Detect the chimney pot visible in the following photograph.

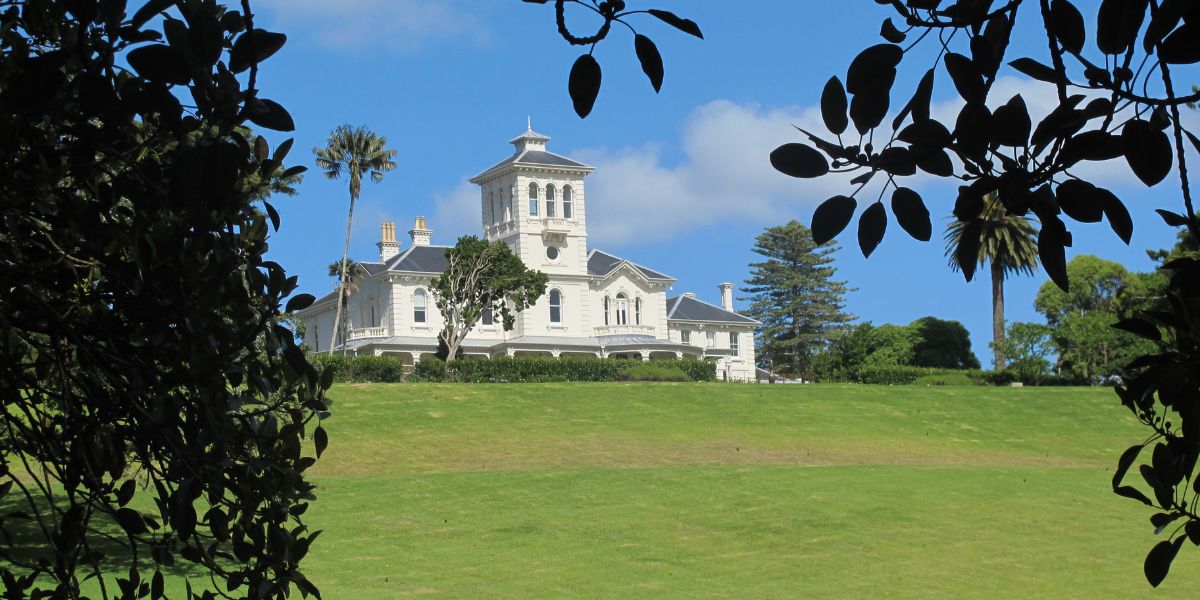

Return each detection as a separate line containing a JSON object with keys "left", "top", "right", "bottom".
{"left": 719, "top": 282, "right": 734, "bottom": 312}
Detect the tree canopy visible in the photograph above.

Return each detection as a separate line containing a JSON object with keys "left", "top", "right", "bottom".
{"left": 741, "top": 220, "right": 854, "bottom": 378}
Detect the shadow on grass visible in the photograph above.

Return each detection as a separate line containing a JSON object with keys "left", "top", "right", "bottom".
{"left": 0, "top": 490, "right": 215, "bottom": 591}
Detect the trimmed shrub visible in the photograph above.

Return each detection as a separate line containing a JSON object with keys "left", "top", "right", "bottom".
{"left": 410, "top": 357, "right": 447, "bottom": 382}
{"left": 617, "top": 364, "right": 690, "bottom": 382}
{"left": 407, "top": 356, "right": 717, "bottom": 383}
{"left": 308, "top": 354, "right": 405, "bottom": 383}
{"left": 856, "top": 365, "right": 984, "bottom": 385}
{"left": 912, "top": 372, "right": 976, "bottom": 386}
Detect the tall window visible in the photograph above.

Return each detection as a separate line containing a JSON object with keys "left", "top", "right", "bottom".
{"left": 706, "top": 331, "right": 715, "bottom": 348}
{"left": 494, "top": 193, "right": 503, "bottom": 224}
{"left": 563, "top": 185, "right": 573, "bottom": 219}
{"left": 730, "top": 332, "right": 740, "bottom": 356}
{"left": 603, "top": 296, "right": 610, "bottom": 325}
{"left": 488, "top": 192, "right": 495, "bottom": 224}
{"left": 528, "top": 182, "right": 539, "bottom": 216}
{"left": 503, "top": 190, "right": 512, "bottom": 221}
{"left": 549, "top": 289, "right": 562, "bottom": 323}
{"left": 615, "top": 293, "right": 629, "bottom": 325}
{"left": 634, "top": 297, "right": 642, "bottom": 325}
{"left": 313, "top": 325, "right": 319, "bottom": 351}
{"left": 681, "top": 329, "right": 690, "bottom": 344}
{"left": 481, "top": 307, "right": 493, "bottom": 326}
{"left": 546, "top": 184, "right": 557, "bottom": 217}
{"left": 413, "top": 289, "right": 427, "bottom": 323}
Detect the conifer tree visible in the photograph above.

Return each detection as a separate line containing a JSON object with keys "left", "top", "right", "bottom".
{"left": 742, "top": 220, "right": 854, "bottom": 379}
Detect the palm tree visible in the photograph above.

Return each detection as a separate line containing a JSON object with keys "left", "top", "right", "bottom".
{"left": 314, "top": 125, "right": 397, "bottom": 354}
{"left": 326, "top": 259, "right": 370, "bottom": 352}
{"left": 945, "top": 192, "right": 1039, "bottom": 371}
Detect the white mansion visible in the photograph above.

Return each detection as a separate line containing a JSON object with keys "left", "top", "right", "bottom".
{"left": 297, "top": 126, "right": 758, "bottom": 381}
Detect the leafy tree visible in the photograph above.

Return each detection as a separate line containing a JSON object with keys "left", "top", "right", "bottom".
{"left": 326, "top": 259, "right": 370, "bottom": 350}
{"left": 0, "top": 1, "right": 329, "bottom": 598}
{"left": 908, "top": 316, "right": 980, "bottom": 370}
{"left": 314, "top": 125, "right": 397, "bottom": 355}
{"left": 992, "top": 322, "right": 1053, "bottom": 384}
{"left": 431, "top": 236, "right": 548, "bottom": 375}
{"left": 741, "top": 220, "right": 855, "bottom": 378}
{"left": 945, "top": 193, "right": 1039, "bottom": 370}
{"left": 530, "top": 0, "right": 1200, "bottom": 583}
{"left": 1034, "top": 255, "right": 1156, "bottom": 382}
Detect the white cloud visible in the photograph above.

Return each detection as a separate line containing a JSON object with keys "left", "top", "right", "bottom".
{"left": 255, "top": 0, "right": 490, "bottom": 53}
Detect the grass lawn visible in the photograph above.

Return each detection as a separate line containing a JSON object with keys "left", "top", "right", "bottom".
{"left": 289, "top": 383, "right": 1196, "bottom": 599}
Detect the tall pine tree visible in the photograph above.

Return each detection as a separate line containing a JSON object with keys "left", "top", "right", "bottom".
{"left": 742, "top": 220, "right": 854, "bottom": 378}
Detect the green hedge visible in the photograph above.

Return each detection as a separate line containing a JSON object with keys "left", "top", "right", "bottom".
{"left": 617, "top": 364, "right": 690, "bottom": 382}
{"left": 855, "top": 365, "right": 985, "bottom": 385}
{"left": 411, "top": 356, "right": 716, "bottom": 383}
{"left": 308, "top": 354, "right": 405, "bottom": 383}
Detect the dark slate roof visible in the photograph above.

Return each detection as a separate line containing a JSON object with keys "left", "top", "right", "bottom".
{"left": 473, "top": 150, "right": 592, "bottom": 180}
{"left": 362, "top": 261, "right": 387, "bottom": 275}
{"left": 587, "top": 250, "right": 674, "bottom": 281}
{"left": 304, "top": 289, "right": 339, "bottom": 312}
{"left": 386, "top": 245, "right": 451, "bottom": 274}
{"left": 666, "top": 295, "right": 758, "bottom": 324}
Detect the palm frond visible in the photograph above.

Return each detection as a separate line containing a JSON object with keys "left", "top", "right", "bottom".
{"left": 944, "top": 192, "right": 1039, "bottom": 278}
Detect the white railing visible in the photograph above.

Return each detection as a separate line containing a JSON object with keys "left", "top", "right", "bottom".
{"left": 593, "top": 324, "right": 656, "bottom": 337}
{"left": 349, "top": 326, "right": 387, "bottom": 340}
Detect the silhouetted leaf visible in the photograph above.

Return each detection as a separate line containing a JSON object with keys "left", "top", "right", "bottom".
{"left": 1122, "top": 119, "right": 1173, "bottom": 186}
{"left": 858, "top": 202, "right": 887, "bottom": 258}
{"left": 246, "top": 99, "right": 294, "bottom": 132}
{"left": 115, "top": 508, "right": 147, "bottom": 535}
{"left": 286, "top": 294, "right": 316, "bottom": 313}
{"left": 954, "top": 103, "right": 992, "bottom": 158}
{"left": 954, "top": 185, "right": 986, "bottom": 221}
{"left": 891, "top": 187, "right": 931, "bottom": 241}
{"left": 893, "top": 68, "right": 934, "bottom": 130}
{"left": 898, "top": 120, "right": 951, "bottom": 146}
{"left": 770, "top": 143, "right": 829, "bottom": 178}
{"left": 568, "top": 54, "right": 602, "bottom": 118}
{"left": 264, "top": 201, "right": 280, "bottom": 232}
{"left": 916, "top": 148, "right": 953, "bottom": 176}
{"left": 1039, "top": 216, "right": 1071, "bottom": 291}
{"left": 127, "top": 44, "right": 190, "bottom": 85}
{"left": 811, "top": 195, "right": 857, "bottom": 245}
{"left": 633, "top": 35, "right": 664, "bottom": 93}
{"left": 647, "top": 9, "right": 703, "bottom": 39}
{"left": 1115, "top": 485, "right": 1154, "bottom": 505}
{"left": 1115, "top": 318, "right": 1162, "bottom": 340}
{"left": 944, "top": 53, "right": 983, "bottom": 103}
{"left": 850, "top": 85, "right": 892, "bottom": 134}
{"left": 1059, "top": 130, "right": 1123, "bottom": 166}
{"left": 880, "top": 18, "right": 906, "bottom": 43}
{"left": 1156, "top": 209, "right": 1189, "bottom": 227}
{"left": 314, "top": 426, "right": 328, "bottom": 458}
{"left": 991, "top": 95, "right": 1031, "bottom": 147}
{"left": 1050, "top": 0, "right": 1086, "bottom": 53}
{"left": 1056, "top": 179, "right": 1103, "bottom": 223}
{"left": 954, "top": 219, "right": 983, "bottom": 281}
{"left": 1008, "top": 57, "right": 1068, "bottom": 85}
{"left": 1114, "top": 444, "right": 1145, "bottom": 488}
{"left": 1144, "top": 0, "right": 1190, "bottom": 52}
{"left": 1098, "top": 187, "right": 1133, "bottom": 244}
{"left": 846, "top": 44, "right": 902, "bottom": 94}
{"left": 821, "top": 77, "right": 848, "bottom": 135}
{"left": 1145, "top": 537, "right": 1184, "bottom": 587}
{"left": 1098, "top": 0, "right": 1149, "bottom": 55}
{"left": 875, "top": 147, "right": 916, "bottom": 176}
{"left": 230, "top": 29, "right": 287, "bottom": 74}
{"left": 1159, "top": 24, "right": 1200, "bottom": 63}
{"left": 131, "top": 0, "right": 178, "bottom": 30}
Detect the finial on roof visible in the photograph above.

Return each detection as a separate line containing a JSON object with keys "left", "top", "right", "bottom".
{"left": 527, "top": 116, "right": 532, "bottom": 131}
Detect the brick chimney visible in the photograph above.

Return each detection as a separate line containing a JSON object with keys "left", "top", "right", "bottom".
{"left": 377, "top": 221, "right": 401, "bottom": 262}
{"left": 719, "top": 282, "right": 733, "bottom": 311}
{"left": 409, "top": 216, "right": 432, "bottom": 247}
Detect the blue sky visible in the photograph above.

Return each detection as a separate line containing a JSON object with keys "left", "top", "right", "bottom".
{"left": 252, "top": 1, "right": 1195, "bottom": 365}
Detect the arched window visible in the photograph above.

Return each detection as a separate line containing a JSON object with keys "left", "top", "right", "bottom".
{"left": 563, "top": 185, "right": 573, "bottom": 219}
{"left": 506, "top": 190, "right": 514, "bottom": 221}
{"left": 634, "top": 297, "right": 641, "bottom": 325}
{"left": 549, "top": 289, "right": 562, "bottom": 323}
{"left": 603, "top": 296, "right": 610, "bottom": 325}
{"left": 370, "top": 298, "right": 377, "bottom": 327}
{"left": 615, "top": 293, "right": 629, "bottom": 325}
{"left": 528, "top": 182, "right": 539, "bottom": 216}
{"left": 413, "top": 289, "right": 427, "bottom": 323}
{"left": 546, "top": 184, "right": 557, "bottom": 218}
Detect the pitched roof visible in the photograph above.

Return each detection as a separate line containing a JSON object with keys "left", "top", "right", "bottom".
{"left": 362, "top": 261, "right": 388, "bottom": 275}
{"left": 666, "top": 295, "right": 759, "bottom": 325}
{"left": 471, "top": 150, "right": 593, "bottom": 181}
{"left": 587, "top": 250, "right": 674, "bottom": 281}
{"left": 385, "top": 245, "right": 451, "bottom": 274}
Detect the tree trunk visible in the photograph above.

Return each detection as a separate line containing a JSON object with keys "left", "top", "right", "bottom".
{"left": 331, "top": 195, "right": 357, "bottom": 355}
{"left": 991, "top": 261, "right": 1006, "bottom": 371}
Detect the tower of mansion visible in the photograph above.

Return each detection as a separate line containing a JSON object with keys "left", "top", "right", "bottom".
{"left": 297, "top": 126, "right": 758, "bottom": 381}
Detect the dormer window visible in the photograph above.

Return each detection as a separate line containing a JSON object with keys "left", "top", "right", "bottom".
{"left": 563, "top": 185, "right": 573, "bottom": 219}
{"left": 546, "top": 185, "right": 556, "bottom": 218}
{"left": 528, "top": 182, "right": 539, "bottom": 216}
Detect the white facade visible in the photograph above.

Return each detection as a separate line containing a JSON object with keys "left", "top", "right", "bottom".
{"left": 298, "top": 127, "right": 758, "bottom": 381}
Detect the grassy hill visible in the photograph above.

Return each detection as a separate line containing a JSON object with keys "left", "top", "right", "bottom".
{"left": 286, "top": 383, "right": 1195, "bottom": 598}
